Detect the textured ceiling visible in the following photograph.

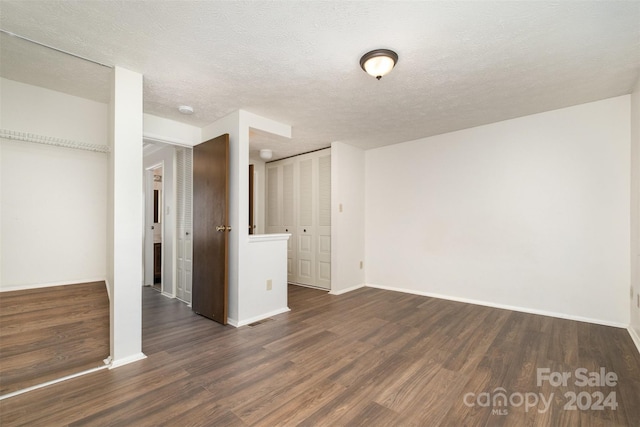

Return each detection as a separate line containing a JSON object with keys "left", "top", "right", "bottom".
{"left": 1, "top": 1, "right": 639, "bottom": 160}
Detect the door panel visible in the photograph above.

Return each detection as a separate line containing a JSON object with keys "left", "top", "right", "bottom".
{"left": 282, "top": 162, "right": 296, "bottom": 281}
{"left": 192, "top": 134, "right": 229, "bottom": 324}
{"left": 177, "top": 240, "right": 185, "bottom": 300}
{"left": 315, "top": 154, "right": 332, "bottom": 289}
{"left": 296, "top": 158, "right": 314, "bottom": 286}
{"left": 184, "top": 236, "right": 193, "bottom": 301}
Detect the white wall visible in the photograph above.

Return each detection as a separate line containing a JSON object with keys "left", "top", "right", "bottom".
{"left": 108, "top": 66, "right": 145, "bottom": 367}
{"left": 1, "top": 78, "right": 108, "bottom": 145}
{"left": 330, "top": 141, "right": 366, "bottom": 294}
{"left": 245, "top": 234, "right": 290, "bottom": 325}
{"left": 144, "top": 113, "right": 202, "bottom": 146}
{"left": 143, "top": 145, "right": 176, "bottom": 296}
{"left": 630, "top": 76, "right": 640, "bottom": 345}
{"left": 0, "top": 78, "right": 108, "bottom": 290}
{"left": 365, "top": 96, "right": 631, "bottom": 326}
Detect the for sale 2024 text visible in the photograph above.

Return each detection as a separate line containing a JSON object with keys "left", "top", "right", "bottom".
{"left": 537, "top": 367, "right": 618, "bottom": 411}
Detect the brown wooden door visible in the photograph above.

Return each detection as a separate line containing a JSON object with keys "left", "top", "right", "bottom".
{"left": 192, "top": 134, "right": 229, "bottom": 324}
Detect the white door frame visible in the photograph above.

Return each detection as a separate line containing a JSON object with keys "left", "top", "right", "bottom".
{"left": 143, "top": 136, "right": 194, "bottom": 305}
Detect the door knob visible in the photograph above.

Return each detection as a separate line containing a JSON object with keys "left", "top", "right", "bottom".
{"left": 216, "top": 225, "right": 225, "bottom": 232}
{"left": 226, "top": 226, "right": 232, "bottom": 232}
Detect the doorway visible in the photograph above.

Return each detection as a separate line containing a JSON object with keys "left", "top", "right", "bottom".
{"left": 142, "top": 142, "right": 193, "bottom": 304}
{"left": 144, "top": 164, "right": 164, "bottom": 291}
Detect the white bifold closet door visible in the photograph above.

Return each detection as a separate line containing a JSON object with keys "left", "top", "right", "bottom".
{"left": 266, "top": 148, "right": 331, "bottom": 290}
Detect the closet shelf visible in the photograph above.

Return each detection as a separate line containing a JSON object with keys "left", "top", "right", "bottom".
{"left": 0, "top": 129, "right": 110, "bottom": 153}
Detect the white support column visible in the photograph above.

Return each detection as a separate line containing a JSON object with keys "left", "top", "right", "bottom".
{"left": 108, "top": 66, "right": 146, "bottom": 367}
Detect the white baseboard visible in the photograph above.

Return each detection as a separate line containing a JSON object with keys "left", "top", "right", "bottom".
{"left": 289, "top": 282, "right": 330, "bottom": 291}
{"left": 230, "top": 307, "right": 292, "bottom": 328}
{"left": 628, "top": 326, "right": 640, "bottom": 355}
{"left": 329, "top": 284, "right": 365, "bottom": 295}
{"left": 365, "top": 283, "right": 628, "bottom": 329}
{"left": 0, "top": 278, "right": 108, "bottom": 293}
{"left": 109, "top": 352, "right": 147, "bottom": 369}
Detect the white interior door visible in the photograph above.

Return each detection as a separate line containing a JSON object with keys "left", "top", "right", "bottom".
{"left": 176, "top": 147, "right": 193, "bottom": 304}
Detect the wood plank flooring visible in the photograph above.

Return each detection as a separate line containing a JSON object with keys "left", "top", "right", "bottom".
{"left": 0, "top": 282, "right": 110, "bottom": 396}
{"left": 1, "top": 285, "right": 639, "bottom": 426}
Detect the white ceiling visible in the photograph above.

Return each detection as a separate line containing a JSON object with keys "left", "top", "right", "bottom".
{"left": 1, "top": 1, "right": 639, "bottom": 160}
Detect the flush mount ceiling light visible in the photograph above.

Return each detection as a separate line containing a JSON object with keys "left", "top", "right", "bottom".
{"left": 178, "top": 105, "right": 194, "bottom": 115}
{"left": 360, "top": 49, "right": 398, "bottom": 80}
{"left": 259, "top": 149, "right": 273, "bottom": 160}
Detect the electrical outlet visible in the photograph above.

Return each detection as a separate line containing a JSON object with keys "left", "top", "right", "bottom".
{"left": 266, "top": 279, "right": 272, "bottom": 291}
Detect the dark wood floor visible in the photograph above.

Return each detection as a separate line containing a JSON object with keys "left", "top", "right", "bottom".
{"left": 1, "top": 285, "right": 639, "bottom": 426}
{"left": 0, "top": 282, "right": 110, "bottom": 396}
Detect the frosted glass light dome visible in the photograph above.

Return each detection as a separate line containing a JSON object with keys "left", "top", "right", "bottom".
{"left": 360, "top": 49, "right": 398, "bottom": 80}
